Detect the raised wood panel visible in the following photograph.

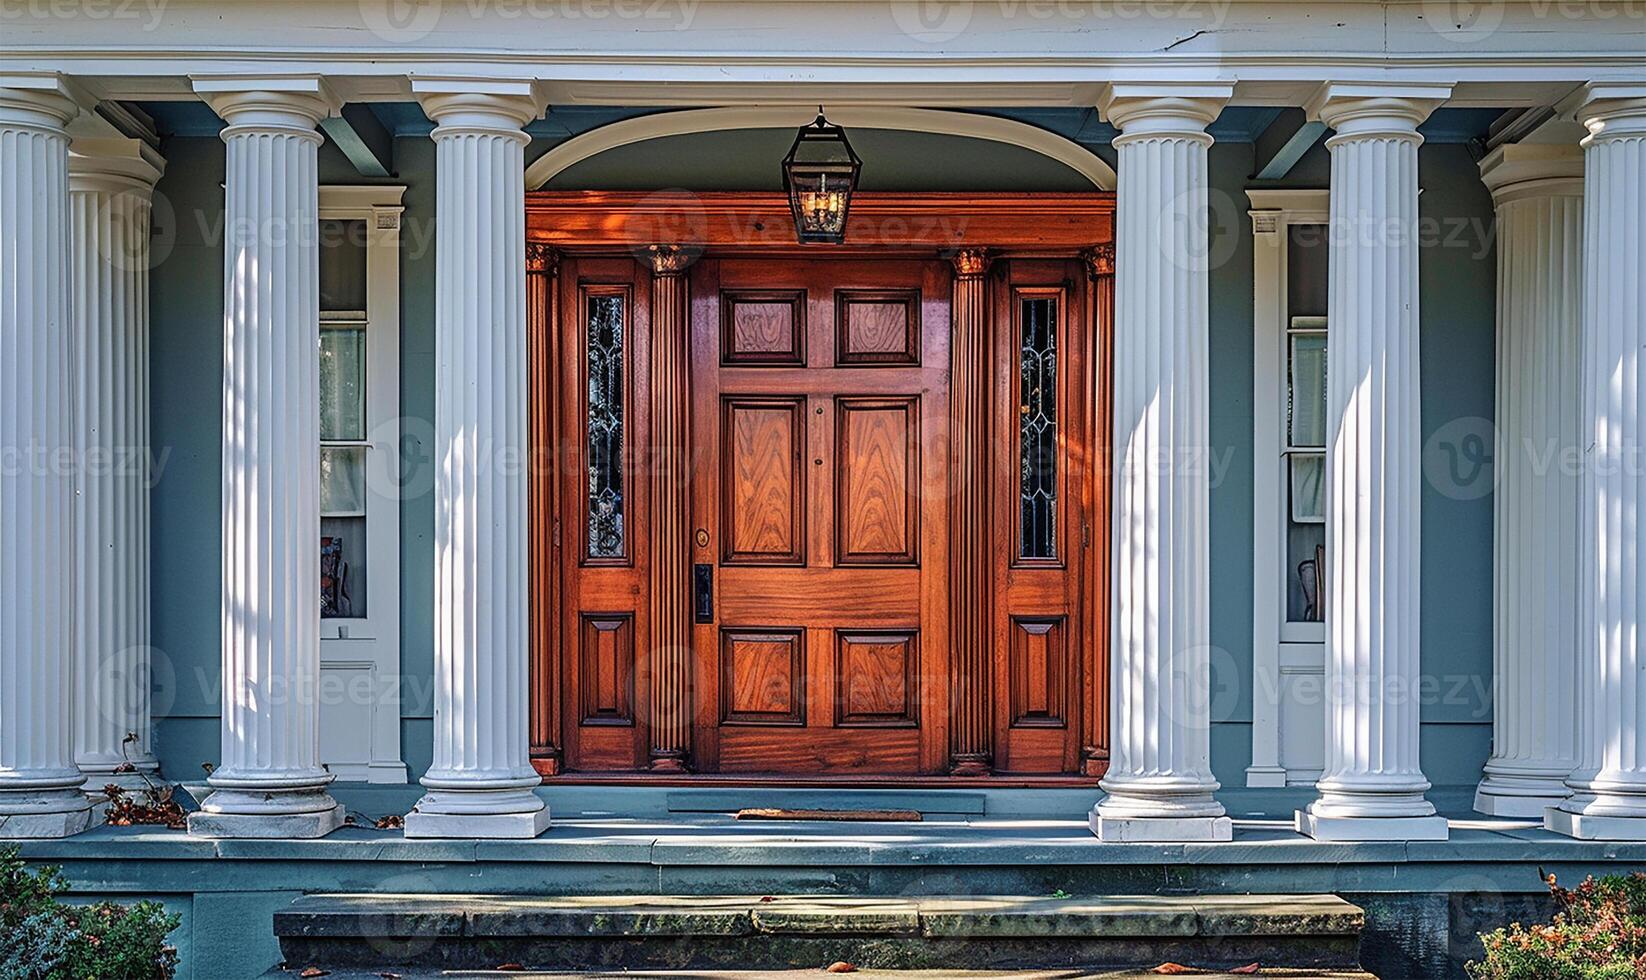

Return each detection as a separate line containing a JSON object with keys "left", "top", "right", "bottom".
{"left": 1009, "top": 617, "right": 1067, "bottom": 728}
{"left": 720, "top": 628, "right": 805, "bottom": 726}
{"left": 579, "top": 613, "right": 635, "bottom": 726}
{"left": 835, "top": 396, "right": 919, "bottom": 565}
{"left": 836, "top": 290, "right": 919, "bottom": 365}
{"left": 722, "top": 396, "right": 806, "bottom": 565}
{"left": 722, "top": 290, "right": 804, "bottom": 365}
{"left": 835, "top": 630, "right": 919, "bottom": 727}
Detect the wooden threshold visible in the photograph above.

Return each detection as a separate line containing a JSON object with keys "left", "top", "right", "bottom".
{"left": 537, "top": 772, "right": 1103, "bottom": 788}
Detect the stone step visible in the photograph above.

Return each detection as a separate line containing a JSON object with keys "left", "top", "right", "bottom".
{"left": 274, "top": 893, "right": 1364, "bottom": 973}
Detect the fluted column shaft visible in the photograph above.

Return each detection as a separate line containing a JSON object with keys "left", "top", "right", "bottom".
{"left": 1475, "top": 145, "right": 1583, "bottom": 817}
{"left": 405, "top": 79, "right": 550, "bottom": 838}
{"left": 948, "top": 248, "right": 993, "bottom": 776}
{"left": 1549, "top": 84, "right": 1646, "bottom": 841}
{"left": 69, "top": 138, "right": 165, "bottom": 790}
{"left": 186, "top": 78, "right": 343, "bottom": 838}
{"left": 1298, "top": 84, "right": 1451, "bottom": 842}
{"left": 1091, "top": 84, "right": 1232, "bottom": 842}
{"left": 0, "top": 75, "right": 92, "bottom": 839}
{"left": 647, "top": 245, "right": 694, "bottom": 772}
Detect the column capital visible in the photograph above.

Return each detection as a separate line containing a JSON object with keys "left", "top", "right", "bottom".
{"left": 525, "top": 241, "right": 560, "bottom": 275}
{"left": 647, "top": 243, "right": 696, "bottom": 277}
{"left": 0, "top": 72, "right": 80, "bottom": 133}
{"left": 69, "top": 136, "right": 165, "bottom": 193}
{"left": 1306, "top": 82, "right": 1453, "bottom": 143}
{"left": 191, "top": 74, "right": 340, "bottom": 136}
{"left": 411, "top": 76, "right": 547, "bottom": 135}
{"left": 1081, "top": 243, "right": 1115, "bottom": 278}
{"left": 1478, "top": 143, "right": 1584, "bottom": 206}
{"left": 950, "top": 247, "right": 991, "bottom": 279}
{"left": 1098, "top": 82, "right": 1233, "bottom": 141}
{"left": 1579, "top": 82, "right": 1646, "bottom": 144}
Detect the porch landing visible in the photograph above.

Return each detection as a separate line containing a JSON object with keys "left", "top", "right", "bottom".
{"left": 15, "top": 784, "right": 1638, "bottom": 979}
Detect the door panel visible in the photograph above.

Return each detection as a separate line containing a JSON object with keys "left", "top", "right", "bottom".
{"left": 691, "top": 257, "right": 950, "bottom": 774}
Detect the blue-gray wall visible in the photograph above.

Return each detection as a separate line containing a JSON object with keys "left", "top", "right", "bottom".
{"left": 146, "top": 124, "right": 1496, "bottom": 792}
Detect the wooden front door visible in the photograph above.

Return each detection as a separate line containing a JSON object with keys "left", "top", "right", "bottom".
{"left": 688, "top": 258, "right": 952, "bottom": 774}
{"left": 527, "top": 192, "right": 1115, "bottom": 781}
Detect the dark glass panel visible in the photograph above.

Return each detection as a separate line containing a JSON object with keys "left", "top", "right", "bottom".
{"left": 1020, "top": 297, "right": 1058, "bottom": 559}
{"left": 586, "top": 294, "right": 626, "bottom": 559}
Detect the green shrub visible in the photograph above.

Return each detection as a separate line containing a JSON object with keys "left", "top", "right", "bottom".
{"left": 0, "top": 845, "right": 179, "bottom": 980}
{"left": 1468, "top": 872, "right": 1646, "bottom": 980}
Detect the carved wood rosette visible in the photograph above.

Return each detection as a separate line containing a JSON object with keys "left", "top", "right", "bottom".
{"left": 647, "top": 244, "right": 695, "bottom": 772}
{"left": 526, "top": 241, "right": 563, "bottom": 775}
{"left": 1081, "top": 242, "right": 1115, "bottom": 778}
{"left": 948, "top": 247, "right": 994, "bottom": 775}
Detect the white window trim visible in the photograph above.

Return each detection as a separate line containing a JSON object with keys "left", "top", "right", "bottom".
{"left": 1247, "top": 188, "right": 1330, "bottom": 789}
{"left": 319, "top": 184, "right": 407, "bottom": 784}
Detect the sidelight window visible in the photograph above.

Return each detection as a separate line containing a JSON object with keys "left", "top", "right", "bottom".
{"left": 585, "top": 292, "right": 627, "bottom": 560}
{"left": 1019, "top": 296, "right": 1058, "bottom": 560}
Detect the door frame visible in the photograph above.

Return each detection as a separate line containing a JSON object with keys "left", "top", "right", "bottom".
{"left": 525, "top": 191, "right": 1116, "bottom": 784}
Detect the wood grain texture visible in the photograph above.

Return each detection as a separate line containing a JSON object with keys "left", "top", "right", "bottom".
{"left": 1009, "top": 616, "right": 1067, "bottom": 727}
{"left": 579, "top": 613, "right": 635, "bottom": 724}
{"left": 1082, "top": 247, "right": 1115, "bottom": 778}
{"left": 722, "top": 396, "right": 806, "bottom": 565}
{"left": 527, "top": 244, "right": 562, "bottom": 771}
{"left": 648, "top": 245, "right": 694, "bottom": 771}
{"left": 720, "top": 628, "right": 805, "bottom": 725}
{"left": 834, "top": 397, "right": 918, "bottom": 565}
{"left": 836, "top": 290, "right": 919, "bottom": 365}
{"left": 836, "top": 630, "right": 919, "bottom": 727}
{"left": 723, "top": 290, "right": 804, "bottom": 365}
{"left": 947, "top": 250, "right": 994, "bottom": 775}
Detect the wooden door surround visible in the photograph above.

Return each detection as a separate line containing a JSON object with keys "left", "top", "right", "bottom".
{"left": 526, "top": 192, "right": 1115, "bottom": 784}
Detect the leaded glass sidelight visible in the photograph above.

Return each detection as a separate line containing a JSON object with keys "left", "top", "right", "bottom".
{"left": 586, "top": 293, "right": 627, "bottom": 559}
{"left": 1020, "top": 296, "right": 1058, "bottom": 559}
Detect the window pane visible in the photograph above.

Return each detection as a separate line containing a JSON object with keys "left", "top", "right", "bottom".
{"left": 1019, "top": 297, "right": 1057, "bottom": 559}
{"left": 319, "top": 219, "right": 368, "bottom": 313}
{"left": 321, "top": 325, "right": 366, "bottom": 441}
{"left": 321, "top": 446, "right": 367, "bottom": 516}
{"left": 1288, "top": 331, "right": 1327, "bottom": 448}
{"left": 1286, "top": 521, "right": 1325, "bottom": 622}
{"left": 586, "top": 294, "right": 626, "bottom": 559}
{"left": 321, "top": 516, "right": 366, "bottom": 619}
{"left": 1290, "top": 452, "right": 1325, "bottom": 523}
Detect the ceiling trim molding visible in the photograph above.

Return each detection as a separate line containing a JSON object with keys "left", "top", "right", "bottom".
{"left": 524, "top": 105, "right": 1116, "bottom": 191}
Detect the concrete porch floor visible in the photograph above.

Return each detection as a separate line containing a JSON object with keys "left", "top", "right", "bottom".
{"left": 14, "top": 784, "right": 1638, "bottom": 979}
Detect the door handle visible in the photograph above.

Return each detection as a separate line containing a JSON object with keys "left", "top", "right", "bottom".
{"left": 693, "top": 563, "right": 714, "bottom": 624}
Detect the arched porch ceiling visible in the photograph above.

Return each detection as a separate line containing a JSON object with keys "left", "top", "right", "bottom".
{"left": 524, "top": 106, "right": 1116, "bottom": 192}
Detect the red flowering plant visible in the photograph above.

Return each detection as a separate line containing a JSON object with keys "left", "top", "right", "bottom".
{"left": 1468, "top": 872, "right": 1646, "bottom": 980}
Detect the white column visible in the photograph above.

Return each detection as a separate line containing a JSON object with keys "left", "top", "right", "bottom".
{"left": 186, "top": 77, "right": 344, "bottom": 839}
{"left": 1090, "top": 83, "right": 1233, "bottom": 843}
{"left": 1474, "top": 144, "right": 1583, "bottom": 818}
{"left": 1548, "top": 83, "right": 1646, "bottom": 842}
{"left": 404, "top": 78, "right": 549, "bottom": 839}
{"left": 1297, "top": 83, "right": 1451, "bottom": 842}
{"left": 69, "top": 137, "right": 165, "bottom": 793}
{"left": 0, "top": 74, "right": 92, "bottom": 839}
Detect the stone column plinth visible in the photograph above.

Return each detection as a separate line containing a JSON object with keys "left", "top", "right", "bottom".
{"left": 0, "top": 73, "right": 92, "bottom": 839}
{"left": 404, "top": 78, "right": 550, "bottom": 839}
{"left": 1474, "top": 143, "right": 1583, "bottom": 818}
{"left": 69, "top": 137, "right": 166, "bottom": 794}
{"left": 1297, "top": 83, "right": 1452, "bottom": 843}
{"left": 186, "top": 76, "right": 344, "bottom": 839}
{"left": 1548, "top": 83, "right": 1646, "bottom": 842}
{"left": 1090, "top": 83, "right": 1234, "bottom": 843}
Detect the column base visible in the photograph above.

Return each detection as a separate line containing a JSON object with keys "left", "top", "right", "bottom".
{"left": 1475, "top": 785, "right": 1571, "bottom": 818}
{"left": 1090, "top": 811, "right": 1232, "bottom": 842}
{"left": 1295, "top": 810, "right": 1448, "bottom": 841}
{"left": 1545, "top": 806, "right": 1646, "bottom": 841}
{"left": 188, "top": 803, "right": 344, "bottom": 839}
{"left": 405, "top": 806, "right": 550, "bottom": 839}
{"left": 1245, "top": 766, "right": 1290, "bottom": 789}
{"left": 0, "top": 793, "right": 93, "bottom": 839}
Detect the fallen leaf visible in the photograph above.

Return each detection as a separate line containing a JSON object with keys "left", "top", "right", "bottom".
{"left": 759, "top": 895, "right": 775, "bottom": 902}
{"left": 377, "top": 974, "right": 402, "bottom": 979}
{"left": 825, "top": 963, "right": 857, "bottom": 973}
{"left": 1231, "top": 964, "right": 1261, "bottom": 975}
{"left": 375, "top": 814, "right": 405, "bottom": 830}
{"left": 1153, "top": 965, "right": 1198, "bottom": 975}
{"left": 299, "top": 969, "right": 329, "bottom": 978}
{"left": 497, "top": 964, "right": 524, "bottom": 972}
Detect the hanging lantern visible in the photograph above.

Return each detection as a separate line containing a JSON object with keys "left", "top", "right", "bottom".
{"left": 782, "top": 110, "right": 862, "bottom": 245}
